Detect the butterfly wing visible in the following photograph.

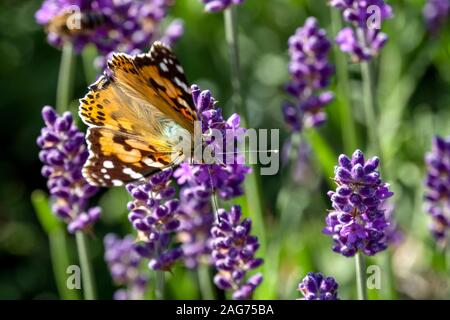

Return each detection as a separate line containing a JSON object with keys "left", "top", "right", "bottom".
{"left": 83, "top": 127, "right": 184, "bottom": 186}
{"left": 79, "top": 42, "right": 195, "bottom": 187}
{"left": 107, "top": 42, "right": 197, "bottom": 133}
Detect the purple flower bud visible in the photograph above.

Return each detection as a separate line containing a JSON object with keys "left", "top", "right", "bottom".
{"left": 298, "top": 272, "right": 339, "bottom": 300}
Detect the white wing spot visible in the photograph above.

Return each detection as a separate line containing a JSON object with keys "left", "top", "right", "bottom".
{"left": 112, "top": 179, "right": 124, "bottom": 186}
{"left": 176, "top": 64, "right": 183, "bottom": 73}
{"left": 103, "top": 160, "right": 114, "bottom": 169}
{"left": 104, "top": 174, "right": 111, "bottom": 180}
{"left": 123, "top": 167, "right": 144, "bottom": 179}
{"left": 174, "top": 77, "right": 190, "bottom": 94}
{"left": 159, "top": 62, "right": 169, "bottom": 72}
{"left": 143, "top": 158, "right": 165, "bottom": 168}
{"left": 101, "top": 168, "right": 107, "bottom": 173}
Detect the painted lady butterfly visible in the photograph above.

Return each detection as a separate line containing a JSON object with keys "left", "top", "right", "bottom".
{"left": 79, "top": 42, "right": 198, "bottom": 187}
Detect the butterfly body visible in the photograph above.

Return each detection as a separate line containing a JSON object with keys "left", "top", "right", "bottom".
{"left": 79, "top": 42, "right": 197, "bottom": 187}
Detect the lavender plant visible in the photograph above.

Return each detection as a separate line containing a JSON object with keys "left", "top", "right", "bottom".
{"left": 424, "top": 136, "right": 450, "bottom": 245}
{"left": 330, "top": 0, "right": 393, "bottom": 62}
{"left": 210, "top": 205, "right": 263, "bottom": 300}
{"left": 174, "top": 84, "right": 250, "bottom": 269}
{"left": 331, "top": 1, "right": 393, "bottom": 157}
{"left": 298, "top": 272, "right": 339, "bottom": 300}
{"left": 282, "top": 17, "right": 334, "bottom": 131}
{"left": 104, "top": 234, "right": 148, "bottom": 300}
{"left": 37, "top": 106, "right": 99, "bottom": 299}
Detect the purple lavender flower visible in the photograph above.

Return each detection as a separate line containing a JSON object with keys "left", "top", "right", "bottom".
{"left": 298, "top": 272, "right": 339, "bottom": 300}
{"left": 177, "top": 187, "right": 214, "bottom": 268}
{"left": 323, "top": 149, "right": 394, "bottom": 257}
{"left": 330, "top": 0, "right": 393, "bottom": 61}
{"left": 37, "top": 106, "right": 100, "bottom": 233}
{"left": 127, "top": 169, "right": 183, "bottom": 271}
{"left": 200, "top": 0, "right": 245, "bottom": 13}
{"left": 104, "top": 234, "right": 148, "bottom": 300}
{"left": 210, "top": 205, "right": 263, "bottom": 300}
{"left": 174, "top": 84, "right": 250, "bottom": 268}
{"left": 423, "top": 0, "right": 450, "bottom": 34}
{"left": 283, "top": 17, "right": 334, "bottom": 131}
{"left": 424, "top": 136, "right": 450, "bottom": 245}
{"left": 35, "top": 0, "right": 182, "bottom": 55}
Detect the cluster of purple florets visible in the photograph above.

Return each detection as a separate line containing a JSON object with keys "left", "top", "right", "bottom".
{"left": 35, "top": 0, "right": 183, "bottom": 63}
{"left": 330, "top": 0, "right": 393, "bottom": 61}
{"left": 283, "top": 17, "right": 334, "bottom": 131}
{"left": 424, "top": 136, "right": 450, "bottom": 245}
{"left": 37, "top": 106, "right": 100, "bottom": 233}
{"left": 324, "top": 150, "right": 394, "bottom": 256}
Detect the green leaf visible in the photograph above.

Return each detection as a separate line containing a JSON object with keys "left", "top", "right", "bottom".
{"left": 31, "top": 190, "right": 60, "bottom": 234}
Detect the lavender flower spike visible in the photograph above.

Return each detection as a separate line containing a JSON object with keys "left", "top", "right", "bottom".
{"left": 331, "top": 0, "right": 393, "bottom": 61}
{"left": 283, "top": 17, "right": 334, "bottom": 131}
{"left": 323, "top": 149, "right": 394, "bottom": 257}
{"left": 37, "top": 106, "right": 100, "bottom": 233}
{"left": 201, "top": 0, "right": 245, "bottom": 13}
{"left": 423, "top": 0, "right": 450, "bottom": 34}
{"left": 104, "top": 234, "right": 148, "bottom": 300}
{"left": 127, "top": 169, "right": 183, "bottom": 271}
{"left": 424, "top": 136, "right": 450, "bottom": 245}
{"left": 211, "top": 205, "right": 263, "bottom": 300}
{"left": 298, "top": 272, "right": 339, "bottom": 300}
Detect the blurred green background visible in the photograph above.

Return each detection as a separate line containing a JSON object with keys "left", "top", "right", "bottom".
{"left": 0, "top": 0, "right": 449, "bottom": 299}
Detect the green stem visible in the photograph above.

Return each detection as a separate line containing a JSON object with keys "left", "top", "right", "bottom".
{"left": 49, "top": 229, "right": 79, "bottom": 300}
{"left": 197, "top": 265, "right": 215, "bottom": 300}
{"left": 56, "top": 42, "right": 76, "bottom": 113}
{"left": 155, "top": 271, "right": 165, "bottom": 300}
{"left": 382, "top": 251, "right": 397, "bottom": 299}
{"left": 75, "top": 231, "right": 97, "bottom": 300}
{"left": 357, "top": 29, "right": 380, "bottom": 155}
{"left": 355, "top": 252, "right": 367, "bottom": 300}
{"left": 224, "top": 7, "right": 247, "bottom": 121}
{"left": 331, "top": 9, "right": 358, "bottom": 153}
{"left": 32, "top": 190, "right": 79, "bottom": 300}
{"left": 223, "top": 5, "right": 266, "bottom": 254}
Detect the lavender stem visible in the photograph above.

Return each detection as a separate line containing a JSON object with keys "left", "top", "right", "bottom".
{"left": 56, "top": 42, "right": 76, "bottom": 113}
{"left": 357, "top": 29, "right": 380, "bottom": 155}
{"left": 331, "top": 9, "right": 358, "bottom": 153}
{"left": 223, "top": 5, "right": 266, "bottom": 258}
{"left": 197, "top": 265, "right": 215, "bottom": 300}
{"left": 355, "top": 252, "right": 367, "bottom": 300}
{"left": 75, "top": 231, "right": 97, "bottom": 300}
